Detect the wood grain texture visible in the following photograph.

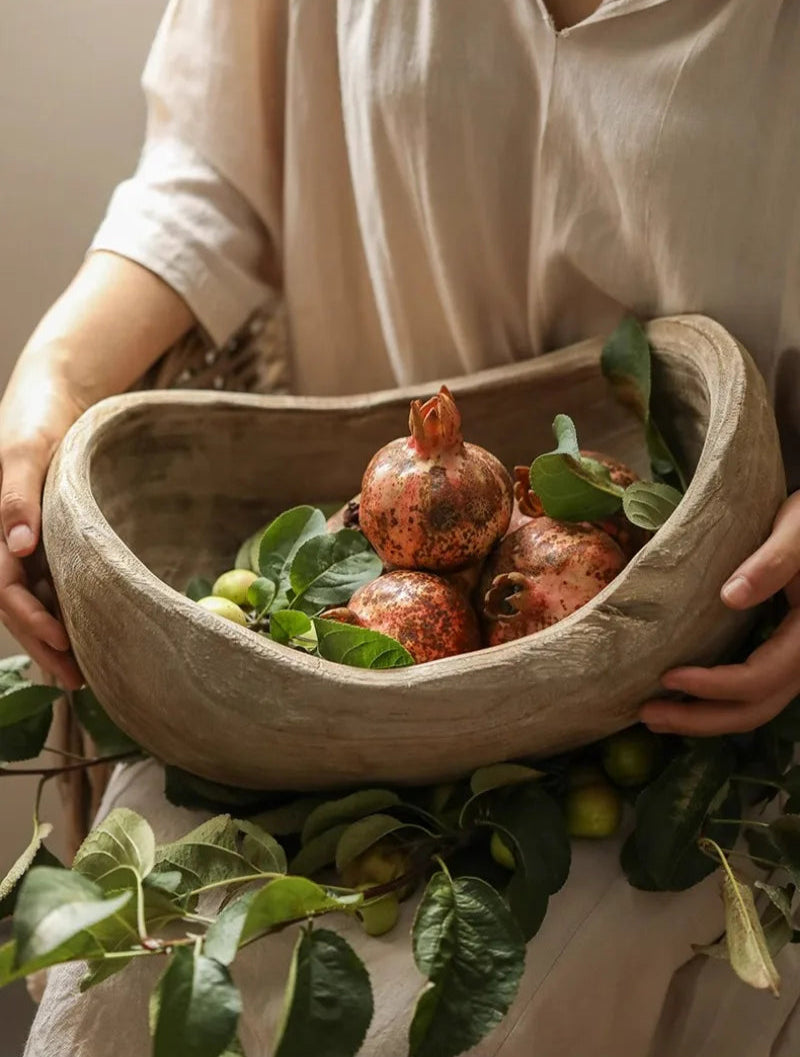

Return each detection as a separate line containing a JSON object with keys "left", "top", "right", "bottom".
{"left": 42, "top": 316, "right": 786, "bottom": 789}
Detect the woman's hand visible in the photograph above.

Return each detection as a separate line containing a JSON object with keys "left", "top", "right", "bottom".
{"left": 640, "top": 491, "right": 800, "bottom": 736}
{"left": 0, "top": 368, "right": 85, "bottom": 689}
{"left": 0, "top": 252, "right": 194, "bottom": 690}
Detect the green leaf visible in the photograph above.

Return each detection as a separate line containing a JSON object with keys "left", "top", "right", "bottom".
{"left": 0, "top": 843, "right": 60, "bottom": 921}
{"left": 409, "top": 873, "right": 525, "bottom": 1057}
{"left": 622, "top": 481, "right": 682, "bottom": 531}
{"left": 744, "top": 826, "right": 783, "bottom": 870}
{"left": 529, "top": 414, "right": 625, "bottom": 522}
{"left": 754, "top": 880, "right": 795, "bottom": 926}
{"left": 313, "top": 618, "right": 414, "bottom": 669}
{"left": 258, "top": 506, "right": 328, "bottom": 609}
{"left": 272, "top": 927, "right": 373, "bottom": 1057}
{"left": 600, "top": 315, "right": 652, "bottom": 419}
{"left": 0, "top": 683, "right": 60, "bottom": 727}
{"left": 155, "top": 817, "right": 257, "bottom": 891}
{"left": 289, "top": 530, "right": 382, "bottom": 614}
{"left": 270, "top": 609, "right": 315, "bottom": 648}
{"left": 250, "top": 797, "right": 327, "bottom": 837}
{"left": 0, "top": 821, "right": 54, "bottom": 914}
{"left": 163, "top": 767, "right": 273, "bottom": 814}
{"left": 186, "top": 577, "right": 214, "bottom": 602}
{"left": 247, "top": 577, "right": 277, "bottom": 617}
{"left": 756, "top": 882, "right": 797, "bottom": 960}
{"left": 72, "top": 687, "right": 140, "bottom": 756}
{"left": 153, "top": 948, "right": 242, "bottom": 1057}
{"left": 469, "top": 763, "right": 544, "bottom": 797}
{"left": 335, "top": 814, "right": 426, "bottom": 874}
{"left": 234, "top": 818, "right": 287, "bottom": 874}
{"left": 302, "top": 790, "right": 402, "bottom": 846}
{"left": 473, "top": 784, "right": 570, "bottom": 940}
{"left": 769, "top": 815, "right": 800, "bottom": 878}
{"left": 0, "top": 707, "right": 53, "bottom": 763}
{"left": 13, "top": 867, "right": 131, "bottom": 969}
{"left": 241, "top": 878, "right": 358, "bottom": 946}
{"left": 289, "top": 825, "right": 350, "bottom": 878}
{"left": 600, "top": 315, "right": 685, "bottom": 488}
{"left": 73, "top": 808, "right": 156, "bottom": 893}
{"left": 634, "top": 739, "right": 736, "bottom": 889}
{"left": 619, "top": 831, "right": 660, "bottom": 891}
{"left": 204, "top": 893, "right": 256, "bottom": 966}
{"left": 235, "top": 523, "right": 270, "bottom": 573}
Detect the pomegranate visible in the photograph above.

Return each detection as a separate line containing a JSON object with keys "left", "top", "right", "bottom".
{"left": 480, "top": 517, "right": 626, "bottom": 646}
{"left": 443, "top": 559, "right": 485, "bottom": 599}
{"left": 359, "top": 387, "right": 513, "bottom": 571}
{"left": 515, "top": 453, "right": 649, "bottom": 560}
{"left": 331, "top": 571, "right": 481, "bottom": 664}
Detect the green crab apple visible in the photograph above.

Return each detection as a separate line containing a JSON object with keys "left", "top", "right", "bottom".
{"left": 357, "top": 891, "right": 401, "bottom": 937}
{"left": 197, "top": 595, "right": 248, "bottom": 626}
{"left": 212, "top": 569, "right": 259, "bottom": 607}
{"left": 602, "top": 728, "right": 660, "bottom": 788}
{"left": 565, "top": 781, "right": 623, "bottom": 839}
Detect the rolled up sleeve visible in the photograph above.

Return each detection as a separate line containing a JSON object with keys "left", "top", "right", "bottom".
{"left": 90, "top": 0, "right": 287, "bottom": 348}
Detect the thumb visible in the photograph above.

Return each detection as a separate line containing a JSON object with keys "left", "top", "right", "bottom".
{"left": 0, "top": 442, "right": 49, "bottom": 557}
{"left": 721, "top": 491, "right": 800, "bottom": 609}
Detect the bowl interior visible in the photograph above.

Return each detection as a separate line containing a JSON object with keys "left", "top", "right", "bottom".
{"left": 89, "top": 345, "right": 708, "bottom": 592}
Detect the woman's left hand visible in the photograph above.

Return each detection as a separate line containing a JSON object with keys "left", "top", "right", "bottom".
{"left": 640, "top": 491, "right": 800, "bottom": 736}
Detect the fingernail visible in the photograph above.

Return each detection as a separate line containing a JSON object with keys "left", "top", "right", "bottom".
{"left": 7, "top": 524, "right": 35, "bottom": 554}
{"left": 721, "top": 575, "right": 750, "bottom": 607}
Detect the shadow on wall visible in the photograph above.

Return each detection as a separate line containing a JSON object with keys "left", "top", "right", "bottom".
{"left": 0, "top": 0, "right": 167, "bottom": 387}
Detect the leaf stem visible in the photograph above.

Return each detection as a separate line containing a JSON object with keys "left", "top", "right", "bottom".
{"left": 708, "top": 847, "right": 782, "bottom": 872}
{"left": 136, "top": 883, "right": 147, "bottom": 945}
{"left": 188, "top": 872, "right": 282, "bottom": 897}
{"left": 731, "top": 775, "right": 784, "bottom": 791}
{"left": 708, "top": 818, "right": 770, "bottom": 828}
{"left": 0, "top": 751, "right": 138, "bottom": 778}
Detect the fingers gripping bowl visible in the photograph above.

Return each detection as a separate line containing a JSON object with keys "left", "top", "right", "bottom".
{"left": 42, "top": 316, "right": 785, "bottom": 789}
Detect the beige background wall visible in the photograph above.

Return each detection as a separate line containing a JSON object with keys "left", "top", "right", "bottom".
{"left": 0, "top": 0, "right": 167, "bottom": 870}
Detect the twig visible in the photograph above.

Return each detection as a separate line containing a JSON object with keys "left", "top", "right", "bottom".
{"left": 0, "top": 751, "right": 138, "bottom": 778}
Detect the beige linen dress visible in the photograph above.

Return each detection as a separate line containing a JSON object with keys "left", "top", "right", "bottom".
{"left": 25, "top": 1, "right": 800, "bottom": 1054}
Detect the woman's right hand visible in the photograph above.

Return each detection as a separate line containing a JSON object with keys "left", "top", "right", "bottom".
{"left": 0, "top": 253, "right": 195, "bottom": 688}
{"left": 0, "top": 367, "right": 86, "bottom": 689}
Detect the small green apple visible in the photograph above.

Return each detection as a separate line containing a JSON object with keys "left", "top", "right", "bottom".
{"left": 565, "top": 782, "right": 623, "bottom": 839}
{"left": 197, "top": 595, "right": 248, "bottom": 626}
{"left": 358, "top": 892, "right": 401, "bottom": 937}
{"left": 212, "top": 569, "right": 259, "bottom": 607}
{"left": 602, "top": 728, "right": 660, "bottom": 788}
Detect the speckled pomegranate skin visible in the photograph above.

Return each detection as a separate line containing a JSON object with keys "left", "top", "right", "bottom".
{"left": 360, "top": 439, "right": 512, "bottom": 571}
{"left": 480, "top": 517, "right": 626, "bottom": 646}
{"left": 348, "top": 571, "right": 481, "bottom": 664}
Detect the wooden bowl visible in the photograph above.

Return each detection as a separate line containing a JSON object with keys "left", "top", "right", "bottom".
{"left": 43, "top": 316, "right": 785, "bottom": 790}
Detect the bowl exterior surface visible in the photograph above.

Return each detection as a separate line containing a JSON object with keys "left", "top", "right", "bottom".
{"left": 43, "top": 316, "right": 786, "bottom": 789}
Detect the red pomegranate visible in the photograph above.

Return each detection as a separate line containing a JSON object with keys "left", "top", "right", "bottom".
{"left": 480, "top": 518, "right": 626, "bottom": 646}
{"left": 359, "top": 387, "right": 513, "bottom": 572}
{"left": 327, "top": 571, "right": 481, "bottom": 664}
{"left": 513, "top": 453, "right": 649, "bottom": 559}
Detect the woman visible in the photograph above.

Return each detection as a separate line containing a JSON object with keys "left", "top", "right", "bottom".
{"left": 5, "top": 1, "right": 800, "bottom": 1053}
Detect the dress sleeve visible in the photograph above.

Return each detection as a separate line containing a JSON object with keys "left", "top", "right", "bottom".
{"left": 90, "top": 0, "right": 288, "bottom": 348}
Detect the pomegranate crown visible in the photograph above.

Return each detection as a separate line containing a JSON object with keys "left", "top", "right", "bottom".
{"left": 408, "top": 386, "right": 464, "bottom": 456}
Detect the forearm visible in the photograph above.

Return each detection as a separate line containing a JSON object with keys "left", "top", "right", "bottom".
{"left": 7, "top": 250, "right": 195, "bottom": 414}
